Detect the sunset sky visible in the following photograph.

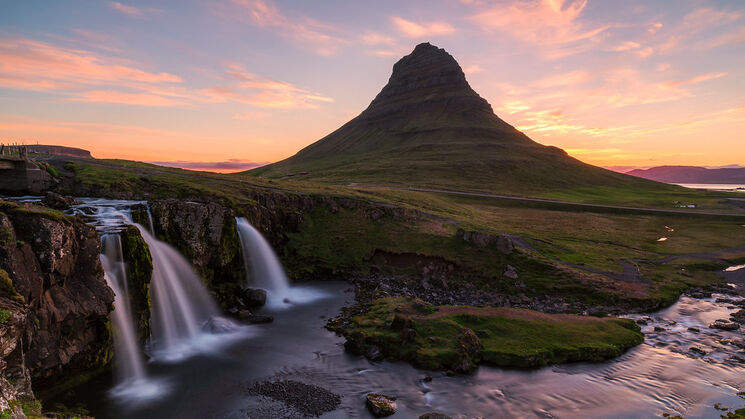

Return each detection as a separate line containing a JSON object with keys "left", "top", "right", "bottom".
{"left": 1, "top": 0, "right": 743, "bottom": 172}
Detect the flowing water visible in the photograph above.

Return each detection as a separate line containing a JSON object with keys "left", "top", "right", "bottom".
{"left": 56, "top": 200, "right": 745, "bottom": 417}
{"left": 236, "top": 217, "right": 329, "bottom": 307}
{"left": 66, "top": 199, "right": 250, "bottom": 405}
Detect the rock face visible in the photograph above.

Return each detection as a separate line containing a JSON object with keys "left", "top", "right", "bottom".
{"left": 149, "top": 199, "right": 243, "bottom": 306}
{"left": 0, "top": 202, "right": 113, "bottom": 392}
{"left": 0, "top": 301, "right": 34, "bottom": 418}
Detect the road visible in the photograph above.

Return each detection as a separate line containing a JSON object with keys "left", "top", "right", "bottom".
{"left": 346, "top": 184, "right": 745, "bottom": 218}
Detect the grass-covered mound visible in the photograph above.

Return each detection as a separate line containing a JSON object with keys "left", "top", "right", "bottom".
{"left": 331, "top": 297, "right": 643, "bottom": 372}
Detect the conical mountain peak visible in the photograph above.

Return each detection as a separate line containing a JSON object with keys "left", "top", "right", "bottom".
{"left": 364, "top": 42, "right": 492, "bottom": 119}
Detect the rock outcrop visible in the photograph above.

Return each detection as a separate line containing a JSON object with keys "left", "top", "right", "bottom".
{"left": 0, "top": 201, "right": 113, "bottom": 394}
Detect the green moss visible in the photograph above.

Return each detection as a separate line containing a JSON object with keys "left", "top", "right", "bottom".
{"left": 119, "top": 226, "right": 152, "bottom": 343}
{"left": 338, "top": 297, "right": 643, "bottom": 370}
{"left": 0, "top": 268, "right": 24, "bottom": 304}
{"left": 9, "top": 395, "right": 42, "bottom": 419}
{"left": 0, "top": 309, "right": 10, "bottom": 324}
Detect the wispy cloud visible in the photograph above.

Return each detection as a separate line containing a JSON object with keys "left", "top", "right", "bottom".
{"left": 225, "top": 0, "right": 346, "bottom": 55}
{"left": 658, "top": 72, "right": 726, "bottom": 89}
{"left": 108, "top": 2, "right": 143, "bottom": 17}
{"left": 467, "top": 0, "right": 608, "bottom": 58}
{"left": 0, "top": 38, "right": 181, "bottom": 94}
{"left": 392, "top": 17, "right": 455, "bottom": 38}
{"left": 201, "top": 65, "right": 333, "bottom": 109}
{"left": 462, "top": 64, "right": 484, "bottom": 74}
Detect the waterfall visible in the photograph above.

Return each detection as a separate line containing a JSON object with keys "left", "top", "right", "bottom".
{"left": 100, "top": 234, "right": 147, "bottom": 384}
{"left": 135, "top": 225, "right": 224, "bottom": 359}
{"left": 236, "top": 218, "right": 290, "bottom": 302}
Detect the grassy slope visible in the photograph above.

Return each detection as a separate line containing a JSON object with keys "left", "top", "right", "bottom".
{"left": 52, "top": 158, "right": 745, "bottom": 308}
{"left": 333, "top": 297, "right": 643, "bottom": 370}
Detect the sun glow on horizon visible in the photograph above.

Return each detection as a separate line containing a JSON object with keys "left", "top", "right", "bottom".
{"left": 1, "top": 0, "right": 743, "bottom": 169}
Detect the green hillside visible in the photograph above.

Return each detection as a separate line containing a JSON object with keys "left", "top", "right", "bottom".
{"left": 249, "top": 43, "right": 675, "bottom": 197}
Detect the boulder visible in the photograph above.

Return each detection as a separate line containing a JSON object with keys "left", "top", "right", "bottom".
{"left": 496, "top": 235, "right": 514, "bottom": 254}
{"left": 730, "top": 309, "right": 745, "bottom": 324}
{"left": 366, "top": 393, "right": 397, "bottom": 417}
{"left": 401, "top": 328, "right": 418, "bottom": 343}
{"left": 41, "top": 192, "right": 77, "bottom": 210}
{"left": 503, "top": 265, "right": 518, "bottom": 280}
{"left": 243, "top": 288, "right": 267, "bottom": 308}
{"left": 709, "top": 319, "right": 740, "bottom": 331}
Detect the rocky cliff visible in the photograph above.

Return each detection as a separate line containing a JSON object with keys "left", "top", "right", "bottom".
{"left": 0, "top": 201, "right": 113, "bottom": 407}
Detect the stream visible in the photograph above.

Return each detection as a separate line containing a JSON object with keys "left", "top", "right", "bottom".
{"left": 29, "top": 198, "right": 745, "bottom": 418}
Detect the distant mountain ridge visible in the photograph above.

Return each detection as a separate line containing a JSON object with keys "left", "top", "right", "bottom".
{"left": 250, "top": 43, "right": 666, "bottom": 195}
{"left": 627, "top": 166, "right": 745, "bottom": 184}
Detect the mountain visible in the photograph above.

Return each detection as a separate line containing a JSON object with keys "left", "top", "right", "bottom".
{"left": 250, "top": 43, "right": 663, "bottom": 195}
{"left": 627, "top": 166, "right": 745, "bottom": 184}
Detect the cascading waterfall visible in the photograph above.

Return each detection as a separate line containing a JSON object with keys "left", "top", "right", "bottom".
{"left": 135, "top": 225, "right": 227, "bottom": 359}
{"left": 235, "top": 217, "right": 330, "bottom": 307}
{"left": 236, "top": 218, "right": 290, "bottom": 300}
{"left": 100, "top": 234, "right": 147, "bottom": 385}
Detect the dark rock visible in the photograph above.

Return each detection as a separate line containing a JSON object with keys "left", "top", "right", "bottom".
{"left": 687, "top": 327, "right": 700, "bottom": 333}
{"left": 689, "top": 347, "right": 706, "bottom": 356}
{"left": 401, "top": 328, "right": 418, "bottom": 343}
{"left": 503, "top": 265, "right": 518, "bottom": 280}
{"left": 366, "top": 393, "right": 397, "bottom": 417}
{"left": 452, "top": 328, "right": 481, "bottom": 373}
{"left": 730, "top": 309, "right": 745, "bottom": 324}
{"left": 496, "top": 235, "right": 515, "bottom": 255}
{"left": 420, "top": 413, "right": 452, "bottom": 419}
{"left": 421, "top": 375, "right": 433, "bottom": 383}
{"left": 243, "top": 288, "right": 267, "bottom": 308}
{"left": 366, "top": 345, "right": 383, "bottom": 361}
{"left": 41, "top": 192, "right": 77, "bottom": 210}
{"left": 636, "top": 319, "right": 648, "bottom": 326}
{"left": 0, "top": 207, "right": 113, "bottom": 389}
{"left": 710, "top": 319, "right": 740, "bottom": 331}
{"left": 654, "top": 326, "right": 665, "bottom": 332}
{"left": 247, "top": 380, "right": 341, "bottom": 417}
{"left": 719, "top": 338, "right": 745, "bottom": 349}
{"left": 391, "top": 313, "right": 412, "bottom": 330}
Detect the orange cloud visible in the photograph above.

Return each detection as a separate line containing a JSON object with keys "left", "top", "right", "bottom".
{"left": 0, "top": 38, "right": 181, "bottom": 93}
{"left": 658, "top": 72, "right": 726, "bottom": 89}
{"left": 227, "top": 0, "right": 346, "bottom": 55}
{"left": 66, "top": 90, "right": 188, "bottom": 107}
{"left": 392, "top": 17, "right": 455, "bottom": 38}
{"left": 203, "top": 66, "right": 333, "bottom": 109}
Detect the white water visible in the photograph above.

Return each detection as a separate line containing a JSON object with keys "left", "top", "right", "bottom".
{"left": 235, "top": 217, "right": 329, "bottom": 307}
{"left": 135, "top": 225, "right": 241, "bottom": 361}
{"left": 100, "top": 235, "right": 147, "bottom": 382}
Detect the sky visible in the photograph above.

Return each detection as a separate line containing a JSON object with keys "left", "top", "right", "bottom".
{"left": 0, "top": 0, "right": 744, "bottom": 172}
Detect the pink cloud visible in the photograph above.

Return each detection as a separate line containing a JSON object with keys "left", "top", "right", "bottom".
{"left": 227, "top": 0, "right": 346, "bottom": 55}
{"left": 0, "top": 38, "right": 181, "bottom": 93}
{"left": 468, "top": 0, "right": 608, "bottom": 52}
{"left": 202, "top": 65, "right": 333, "bottom": 109}
{"left": 392, "top": 17, "right": 455, "bottom": 38}
{"left": 66, "top": 90, "right": 188, "bottom": 107}
{"left": 108, "top": 2, "right": 142, "bottom": 17}
{"left": 658, "top": 72, "right": 727, "bottom": 90}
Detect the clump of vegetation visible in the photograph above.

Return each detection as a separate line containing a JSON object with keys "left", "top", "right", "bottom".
{"left": 0, "top": 268, "right": 24, "bottom": 304}
{"left": 332, "top": 297, "right": 643, "bottom": 371}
